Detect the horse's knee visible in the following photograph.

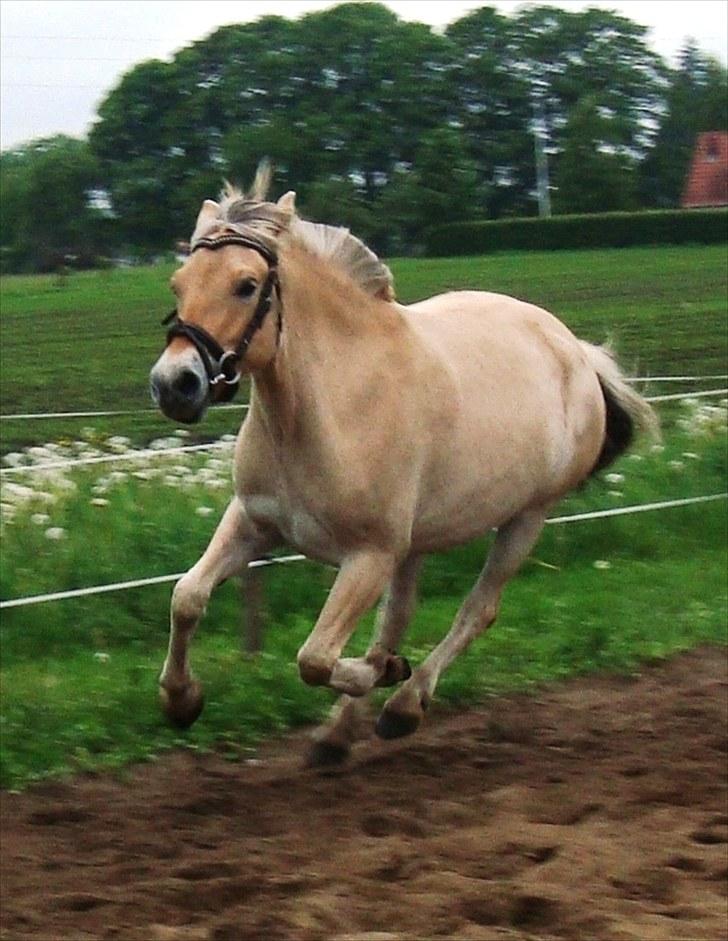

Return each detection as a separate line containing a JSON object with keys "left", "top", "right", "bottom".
{"left": 172, "top": 573, "right": 207, "bottom": 624}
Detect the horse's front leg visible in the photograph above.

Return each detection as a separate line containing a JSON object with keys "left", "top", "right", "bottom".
{"left": 307, "top": 554, "right": 421, "bottom": 765}
{"left": 159, "top": 498, "right": 274, "bottom": 728}
{"left": 296, "top": 550, "right": 396, "bottom": 695}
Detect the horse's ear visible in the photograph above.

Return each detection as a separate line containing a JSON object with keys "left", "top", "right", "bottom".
{"left": 191, "top": 199, "right": 221, "bottom": 242}
{"left": 277, "top": 191, "right": 296, "bottom": 218}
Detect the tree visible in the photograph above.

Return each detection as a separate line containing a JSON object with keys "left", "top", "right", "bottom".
{"left": 445, "top": 7, "right": 534, "bottom": 217}
{"left": 0, "top": 136, "right": 110, "bottom": 272}
{"left": 553, "top": 96, "right": 638, "bottom": 213}
{"left": 378, "top": 127, "right": 480, "bottom": 251}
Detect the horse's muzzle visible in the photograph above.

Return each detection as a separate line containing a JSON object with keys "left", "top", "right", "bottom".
{"left": 150, "top": 360, "right": 208, "bottom": 424}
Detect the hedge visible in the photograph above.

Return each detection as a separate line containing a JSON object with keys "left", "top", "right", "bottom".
{"left": 425, "top": 208, "right": 728, "bottom": 256}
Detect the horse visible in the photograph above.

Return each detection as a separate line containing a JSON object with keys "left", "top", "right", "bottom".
{"left": 149, "top": 164, "right": 657, "bottom": 765}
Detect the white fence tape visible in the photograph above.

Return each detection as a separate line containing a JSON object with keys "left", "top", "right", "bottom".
{"left": 2, "top": 376, "right": 726, "bottom": 423}
{"left": 0, "top": 404, "right": 249, "bottom": 421}
{"left": 627, "top": 374, "right": 727, "bottom": 383}
{"left": 644, "top": 388, "right": 727, "bottom": 403}
{"left": 1, "top": 493, "right": 724, "bottom": 610}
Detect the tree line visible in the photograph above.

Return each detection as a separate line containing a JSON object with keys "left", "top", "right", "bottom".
{"left": 1, "top": 2, "right": 726, "bottom": 272}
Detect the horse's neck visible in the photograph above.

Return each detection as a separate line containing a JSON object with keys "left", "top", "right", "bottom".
{"left": 250, "top": 245, "right": 401, "bottom": 440}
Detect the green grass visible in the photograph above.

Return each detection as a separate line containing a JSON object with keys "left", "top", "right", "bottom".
{"left": 1, "top": 244, "right": 726, "bottom": 453}
{"left": 0, "top": 243, "right": 726, "bottom": 790}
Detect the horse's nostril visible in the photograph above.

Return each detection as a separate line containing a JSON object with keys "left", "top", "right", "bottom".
{"left": 175, "top": 369, "right": 202, "bottom": 400}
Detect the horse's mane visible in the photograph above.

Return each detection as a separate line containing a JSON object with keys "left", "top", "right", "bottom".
{"left": 193, "top": 167, "right": 395, "bottom": 302}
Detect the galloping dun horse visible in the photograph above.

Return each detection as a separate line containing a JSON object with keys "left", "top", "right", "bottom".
{"left": 150, "top": 166, "right": 656, "bottom": 764}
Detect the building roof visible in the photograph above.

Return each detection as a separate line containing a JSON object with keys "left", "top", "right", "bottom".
{"left": 681, "top": 131, "right": 728, "bottom": 208}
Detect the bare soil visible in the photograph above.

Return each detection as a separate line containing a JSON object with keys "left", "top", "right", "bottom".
{"left": 1, "top": 646, "right": 727, "bottom": 941}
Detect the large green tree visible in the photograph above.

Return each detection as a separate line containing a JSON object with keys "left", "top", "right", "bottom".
{"left": 0, "top": 136, "right": 110, "bottom": 272}
{"left": 553, "top": 96, "right": 638, "bottom": 213}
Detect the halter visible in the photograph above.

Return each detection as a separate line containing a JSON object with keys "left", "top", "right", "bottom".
{"left": 162, "top": 234, "right": 282, "bottom": 392}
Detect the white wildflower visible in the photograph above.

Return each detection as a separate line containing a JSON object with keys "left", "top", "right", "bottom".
{"left": 593, "top": 560, "right": 611, "bottom": 570}
{"left": 90, "top": 497, "right": 109, "bottom": 507}
{"left": 108, "top": 470, "right": 127, "bottom": 482}
{"left": 650, "top": 444, "right": 665, "bottom": 454}
{"left": 604, "top": 472, "right": 624, "bottom": 485}
{"left": 628, "top": 453, "right": 644, "bottom": 462}
{"left": 31, "top": 512, "right": 50, "bottom": 525}
{"left": 196, "top": 506, "right": 214, "bottom": 517}
{"left": 93, "top": 652, "right": 110, "bottom": 663}
{"left": 173, "top": 428, "right": 190, "bottom": 437}
{"left": 607, "top": 490, "right": 623, "bottom": 498}
{"left": 34, "top": 491, "right": 57, "bottom": 505}
{"left": 107, "top": 435, "right": 131, "bottom": 451}
{"left": 2, "top": 482, "right": 35, "bottom": 502}
{"left": 45, "top": 527, "right": 66, "bottom": 540}
{"left": 681, "top": 452, "right": 700, "bottom": 460}
{"left": 668, "top": 460, "right": 685, "bottom": 471}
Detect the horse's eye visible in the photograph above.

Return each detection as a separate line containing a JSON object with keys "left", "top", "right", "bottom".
{"left": 236, "top": 278, "right": 257, "bottom": 299}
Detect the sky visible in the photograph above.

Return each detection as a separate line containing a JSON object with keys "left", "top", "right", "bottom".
{"left": 1, "top": 0, "right": 727, "bottom": 151}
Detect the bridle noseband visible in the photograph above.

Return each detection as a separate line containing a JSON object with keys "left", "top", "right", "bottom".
{"left": 162, "top": 234, "right": 282, "bottom": 393}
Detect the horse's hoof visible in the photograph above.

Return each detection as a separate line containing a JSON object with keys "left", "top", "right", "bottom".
{"left": 376, "top": 655, "right": 412, "bottom": 688}
{"left": 159, "top": 680, "right": 204, "bottom": 729}
{"left": 375, "top": 707, "right": 421, "bottom": 740}
{"left": 305, "top": 739, "right": 350, "bottom": 769}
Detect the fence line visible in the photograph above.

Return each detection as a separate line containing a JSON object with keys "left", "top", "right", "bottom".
{"left": 644, "top": 388, "right": 727, "bottom": 403}
{"left": 0, "top": 404, "right": 249, "bottom": 421}
{"left": 3, "top": 387, "right": 725, "bottom": 478}
{"left": 626, "top": 374, "right": 727, "bottom": 384}
{"left": 1, "top": 493, "right": 724, "bottom": 611}
{"left": 2, "top": 375, "right": 726, "bottom": 423}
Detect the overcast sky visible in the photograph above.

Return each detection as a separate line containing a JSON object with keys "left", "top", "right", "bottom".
{"left": 1, "top": 0, "right": 726, "bottom": 151}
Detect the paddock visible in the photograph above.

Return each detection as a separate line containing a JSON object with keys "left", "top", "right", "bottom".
{"left": 1, "top": 646, "right": 726, "bottom": 941}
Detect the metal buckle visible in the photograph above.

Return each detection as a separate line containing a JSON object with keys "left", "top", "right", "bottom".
{"left": 212, "top": 350, "right": 241, "bottom": 386}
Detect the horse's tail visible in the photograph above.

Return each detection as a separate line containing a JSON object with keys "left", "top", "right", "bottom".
{"left": 579, "top": 341, "right": 660, "bottom": 475}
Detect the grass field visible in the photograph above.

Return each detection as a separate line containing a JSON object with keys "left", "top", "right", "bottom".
{"left": 0, "top": 244, "right": 726, "bottom": 790}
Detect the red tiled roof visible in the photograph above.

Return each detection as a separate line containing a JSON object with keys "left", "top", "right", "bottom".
{"left": 681, "top": 131, "right": 728, "bottom": 208}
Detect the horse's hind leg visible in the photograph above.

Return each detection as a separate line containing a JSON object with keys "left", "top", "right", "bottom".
{"left": 159, "top": 498, "right": 273, "bottom": 728}
{"left": 307, "top": 554, "right": 421, "bottom": 766}
{"left": 377, "top": 508, "right": 548, "bottom": 740}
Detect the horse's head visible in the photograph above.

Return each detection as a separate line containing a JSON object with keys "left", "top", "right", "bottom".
{"left": 150, "top": 184, "right": 295, "bottom": 424}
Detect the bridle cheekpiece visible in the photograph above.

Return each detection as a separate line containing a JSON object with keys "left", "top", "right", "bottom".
{"left": 162, "top": 233, "right": 281, "bottom": 394}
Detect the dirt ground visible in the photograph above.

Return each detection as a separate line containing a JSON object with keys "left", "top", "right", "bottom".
{"left": 1, "top": 646, "right": 726, "bottom": 941}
